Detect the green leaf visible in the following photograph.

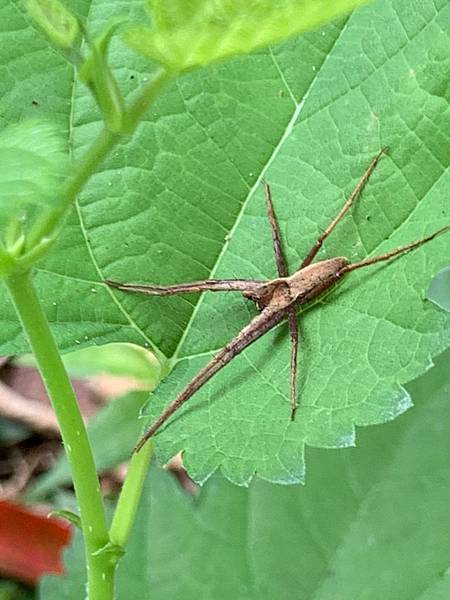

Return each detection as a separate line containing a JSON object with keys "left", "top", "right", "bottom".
{"left": 61, "top": 342, "right": 160, "bottom": 381}
{"left": 92, "top": 541, "right": 124, "bottom": 559}
{"left": 28, "top": 391, "right": 148, "bottom": 499}
{"left": 1, "top": 0, "right": 449, "bottom": 484}
{"left": 0, "top": 120, "right": 68, "bottom": 227}
{"left": 125, "top": 0, "right": 368, "bottom": 72}
{"left": 427, "top": 266, "right": 450, "bottom": 312}
{"left": 40, "top": 349, "right": 450, "bottom": 598}
{"left": 18, "top": 342, "right": 161, "bottom": 382}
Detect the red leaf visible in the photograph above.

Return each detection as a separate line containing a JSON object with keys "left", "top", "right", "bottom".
{"left": 0, "top": 500, "right": 72, "bottom": 586}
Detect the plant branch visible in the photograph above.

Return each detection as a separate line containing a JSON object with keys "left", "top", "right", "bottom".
{"left": 110, "top": 441, "right": 153, "bottom": 548}
{"left": 0, "top": 240, "right": 15, "bottom": 277}
{"left": 4, "top": 270, "right": 113, "bottom": 600}
{"left": 25, "top": 67, "right": 172, "bottom": 254}
{"left": 1, "top": 64, "right": 173, "bottom": 599}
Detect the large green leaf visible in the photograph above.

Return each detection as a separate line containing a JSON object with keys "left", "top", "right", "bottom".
{"left": 40, "top": 349, "right": 450, "bottom": 599}
{"left": 1, "top": 0, "right": 449, "bottom": 483}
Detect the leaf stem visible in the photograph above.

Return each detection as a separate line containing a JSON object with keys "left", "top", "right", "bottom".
{"left": 2, "top": 64, "right": 173, "bottom": 599}
{"left": 4, "top": 270, "right": 114, "bottom": 600}
{"left": 110, "top": 441, "right": 153, "bottom": 547}
{"left": 25, "top": 67, "right": 172, "bottom": 253}
{"left": 0, "top": 240, "right": 15, "bottom": 277}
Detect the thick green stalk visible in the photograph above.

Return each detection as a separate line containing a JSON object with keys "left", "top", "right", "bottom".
{"left": 4, "top": 270, "right": 114, "bottom": 600}
{"left": 110, "top": 441, "right": 153, "bottom": 547}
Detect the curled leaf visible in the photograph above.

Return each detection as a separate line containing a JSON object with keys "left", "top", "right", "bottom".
{"left": 48, "top": 510, "right": 81, "bottom": 530}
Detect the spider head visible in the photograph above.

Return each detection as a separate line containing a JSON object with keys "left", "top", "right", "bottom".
{"left": 243, "top": 278, "right": 292, "bottom": 310}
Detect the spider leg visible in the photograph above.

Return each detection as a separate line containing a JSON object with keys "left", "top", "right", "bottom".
{"left": 287, "top": 310, "right": 299, "bottom": 420}
{"left": 135, "top": 305, "right": 285, "bottom": 451}
{"left": 106, "top": 278, "right": 265, "bottom": 296}
{"left": 341, "top": 226, "right": 449, "bottom": 274}
{"left": 301, "top": 148, "right": 387, "bottom": 269}
{"left": 262, "top": 181, "right": 300, "bottom": 418}
{"left": 262, "top": 181, "right": 290, "bottom": 276}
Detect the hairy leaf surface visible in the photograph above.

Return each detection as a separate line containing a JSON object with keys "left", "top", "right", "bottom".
{"left": 0, "top": 0, "right": 449, "bottom": 483}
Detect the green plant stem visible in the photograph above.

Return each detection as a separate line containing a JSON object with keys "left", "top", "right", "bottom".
{"left": 4, "top": 270, "right": 114, "bottom": 600}
{"left": 3, "top": 64, "right": 173, "bottom": 599}
{"left": 25, "top": 67, "right": 172, "bottom": 253}
{"left": 110, "top": 441, "right": 153, "bottom": 547}
{"left": 0, "top": 241, "right": 15, "bottom": 277}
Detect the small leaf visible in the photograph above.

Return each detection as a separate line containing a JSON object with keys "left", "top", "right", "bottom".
{"left": 0, "top": 120, "right": 68, "bottom": 226}
{"left": 427, "top": 266, "right": 450, "bottom": 312}
{"left": 125, "top": 0, "right": 368, "bottom": 72}
{"left": 92, "top": 542, "right": 125, "bottom": 558}
{"left": 48, "top": 510, "right": 81, "bottom": 529}
{"left": 25, "top": 0, "right": 80, "bottom": 51}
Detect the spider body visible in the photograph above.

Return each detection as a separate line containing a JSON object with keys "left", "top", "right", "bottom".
{"left": 106, "top": 149, "right": 448, "bottom": 452}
